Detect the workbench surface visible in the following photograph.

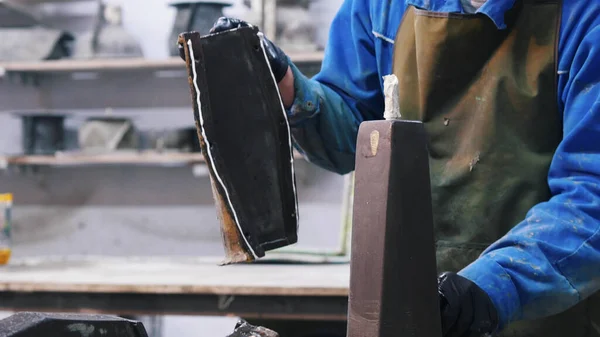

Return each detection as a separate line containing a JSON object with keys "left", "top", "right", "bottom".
{"left": 0, "top": 256, "right": 349, "bottom": 296}
{"left": 0, "top": 256, "right": 350, "bottom": 320}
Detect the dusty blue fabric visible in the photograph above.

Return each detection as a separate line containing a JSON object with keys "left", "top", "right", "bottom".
{"left": 286, "top": 0, "right": 600, "bottom": 330}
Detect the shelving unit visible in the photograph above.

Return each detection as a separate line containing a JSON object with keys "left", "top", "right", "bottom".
{"left": 0, "top": 51, "right": 323, "bottom": 169}
{"left": 0, "top": 52, "right": 324, "bottom": 74}
{"left": 0, "top": 52, "right": 323, "bottom": 111}
{"left": 0, "top": 151, "right": 205, "bottom": 167}
{"left": 0, "top": 150, "right": 305, "bottom": 168}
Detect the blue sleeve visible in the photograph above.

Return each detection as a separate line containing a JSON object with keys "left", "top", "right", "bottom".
{"left": 459, "top": 4, "right": 600, "bottom": 330}
{"left": 286, "top": 0, "right": 386, "bottom": 175}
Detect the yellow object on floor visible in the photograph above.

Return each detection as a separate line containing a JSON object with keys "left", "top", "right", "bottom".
{"left": 0, "top": 193, "right": 12, "bottom": 266}
{"left": 0, "top": 248, "right": 10, "bottom": 265}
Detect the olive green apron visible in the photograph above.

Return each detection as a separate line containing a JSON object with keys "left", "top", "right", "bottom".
{"left": 391, "top": 1, "right": 600, "bottom": 336}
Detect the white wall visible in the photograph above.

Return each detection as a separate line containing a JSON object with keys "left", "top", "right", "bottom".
{"left": 107, "top": 0, "right": 177, "bottom": 59}
{"left": 103, "top": 0, "right": 343, "bottom": 58}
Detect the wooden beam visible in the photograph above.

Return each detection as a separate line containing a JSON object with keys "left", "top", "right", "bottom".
{"left": 347, "top": 120, "right": 441, "bottom": 337}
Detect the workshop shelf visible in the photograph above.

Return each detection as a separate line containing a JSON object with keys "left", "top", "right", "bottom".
{"left": 0, "top": 151, "right": 204, "bottom": 167}
{"left": 0, "top": 150, "right": 305, "bottom": 168}
{"left": 0, "top": 53, "right": 324, "bottom": 111}
{"left": 0, "top": 52, "right": 324, "bottom": 74}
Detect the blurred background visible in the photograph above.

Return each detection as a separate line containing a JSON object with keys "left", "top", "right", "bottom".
{"left": 0, "top": 0, "right": 346, "bottom": 336}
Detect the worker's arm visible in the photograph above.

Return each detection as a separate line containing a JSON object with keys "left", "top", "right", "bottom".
{"left": 208, "top": 2, "right": 385, "bottom": 174}
{"left": 282, "top": 0, "right": 389, "bottom": 174}
{"left": 459, "top": 5, "right": 600, "bottom": 331}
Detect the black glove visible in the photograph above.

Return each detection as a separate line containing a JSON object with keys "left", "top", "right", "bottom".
{"left": 211, "top": 17, "right": 289, "bottom": 83}
{"left": 438, "top": 272, "right": 499, "bottom": 337}
{"left": 179, "top": 17, "right": 290, "bottom": 83}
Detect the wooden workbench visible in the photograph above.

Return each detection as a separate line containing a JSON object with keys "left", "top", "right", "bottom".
{"left": 0, "top": 256, "right": 350, "bottom": 321}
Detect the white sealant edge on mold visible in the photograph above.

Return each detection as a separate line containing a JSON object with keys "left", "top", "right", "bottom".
{"left": 257, "top": 31, "right": 300, "bottom": 229}
{"left": 186, "top": 38, "right": 258, "bottom": 259}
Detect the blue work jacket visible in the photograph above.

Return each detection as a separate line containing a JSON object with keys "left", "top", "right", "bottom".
{"left": 285, "top": 0, "right": 600, "bottom": 329}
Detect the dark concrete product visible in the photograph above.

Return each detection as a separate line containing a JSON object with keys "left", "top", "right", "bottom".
{"left": 178, "top": 28, "right": 299, "bottom": 265}
{"left": 17, "top": 112, "right": 68, "bottom": 155}
{"left": 347, "top": 120, "right": 442, "bottom": 337}
{"left": 0, "top": 312, "right": 148, "bottom": 337}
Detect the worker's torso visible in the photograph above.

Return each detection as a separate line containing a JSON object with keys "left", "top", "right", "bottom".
{"left": 393, "top": 0, "right": 562, "bottom": 263}
{"left": 387, "top": 0, "right": 600, "bottom": 336}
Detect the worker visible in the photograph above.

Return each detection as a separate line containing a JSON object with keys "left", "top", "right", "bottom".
{"left": 208, "top": 0, "right": 600, "bottom": 336}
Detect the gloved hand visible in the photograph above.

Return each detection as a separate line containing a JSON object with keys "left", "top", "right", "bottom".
{"left": 438, "top": 272, "right": 499, "bottom": 337}
{"left": 179, "top": 17, "right": 290, "bottom": 83}
{"left": 211, "top": 17, "right": 289, "bottom": 83}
